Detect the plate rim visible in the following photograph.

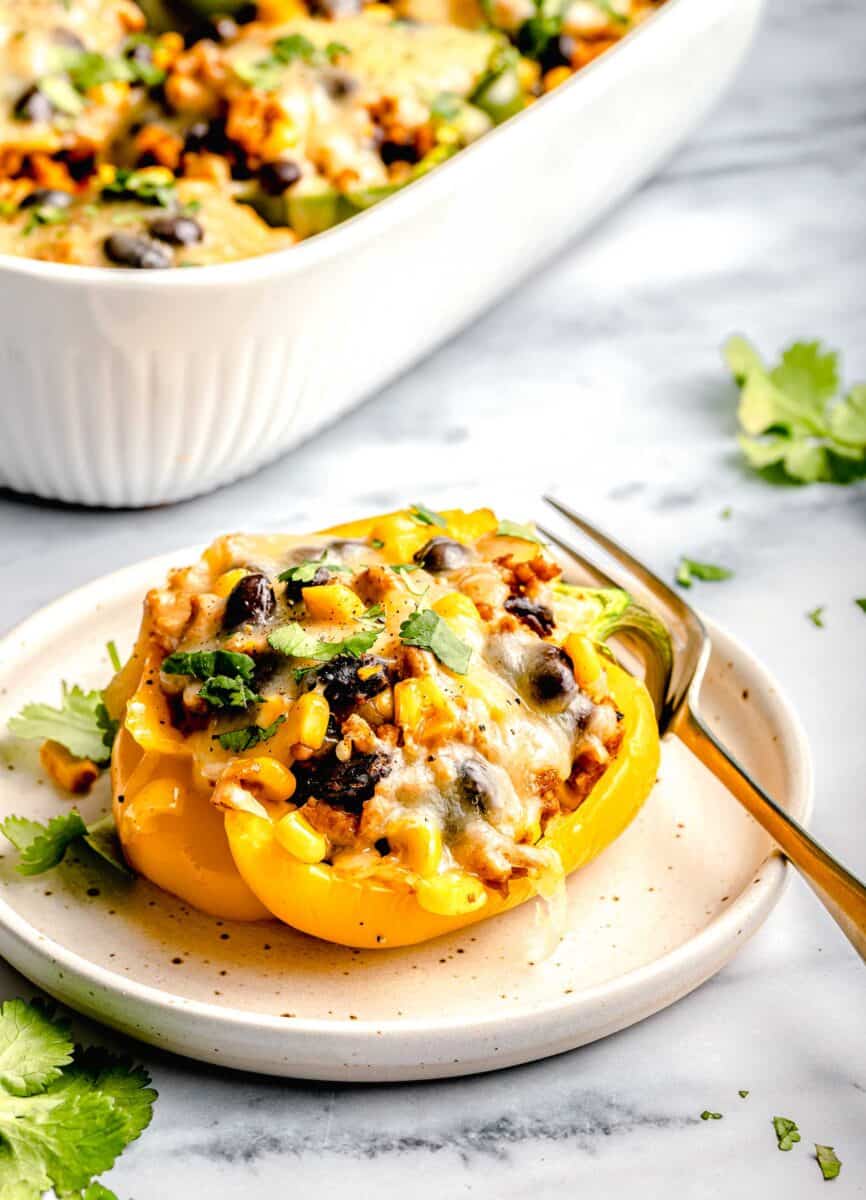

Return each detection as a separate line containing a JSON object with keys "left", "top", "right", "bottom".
{"left": 0, "top": 547, "right": 813, "bottom": 1051}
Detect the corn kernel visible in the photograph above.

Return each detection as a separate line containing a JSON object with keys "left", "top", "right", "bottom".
{"left": 39, "top": 740, "right": 99, "bottom": 795}
{"left": 392, "top": 820, "right": 442, "bottom": 876}
{"left": 393, "top": 677, "right": 458, "bottom": 742}
{"left": 214, "top": 568, "right": 249, "bottom": 598}
{"left": 563, "top": 633, "right": 605, "bottom": 700}
{"left": 517, "top": 57, "right": 541, "bottom": 91}
{"left": 543, "top": 66, "right": 573, "bottom": 92}
{"left": 274, "top": 810, "right": 328, "bottom": 863}
{"left": 284, "top": 691, "right": 330, "bottom": 750}
{"left": 302, "top": 583, "right": 364, "bottom": 623}
{"left": 416, "top": 871, "right": 488, "bottom": 916}
{"left": 225, "top": 756, "right": 296, "bottom": 802}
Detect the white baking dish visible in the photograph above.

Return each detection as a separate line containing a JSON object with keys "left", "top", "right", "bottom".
{"left": 0, "top": 0, "right": 762, "bottom": 508}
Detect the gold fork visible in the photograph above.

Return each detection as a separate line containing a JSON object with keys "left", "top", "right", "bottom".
{"left": 540, "top": 495, "right": 866, "bottom": 963}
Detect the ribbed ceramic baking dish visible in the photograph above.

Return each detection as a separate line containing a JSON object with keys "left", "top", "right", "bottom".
{"left": 0, "top": 0, "right": 762, "bottom": 508}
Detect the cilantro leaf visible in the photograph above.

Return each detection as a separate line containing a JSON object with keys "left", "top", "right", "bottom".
{"left": 738, "top": 1089, "right": 749, "bottom": 1099}
{"left": 268, "top": 622, "right": 380, "bottom": 663}
{"left": 399, "top": 609, "right": 471, "bottom": 674}
{"left": 700, "top": 1111, "right": 722, "bottom": 1120}
{"left": 101, "top": 167, "right": 174, "bottom": 208}
{"left": 276, "top": 554, "right": 349, "bottom": 584}
{"left": 676, "top": 558, "right": 733, "bottom": 588}
{"left": 723, "top": 335, "right": 866, "bottom": 484}
{"left": 216, "top": 715, "right": 286, "bottom": 752}
{"left": 0, "top": 811, "right": 87, "bottom": 875}
{"left": 0, "top": 1000, "right": 73, "bottom": 1097}
{"left": 815, "top": 1144, "right": 841, "bottom": 1181}
{"left": 0, "top": 811, "right": 129, "bottom": 878}
{"left": 8, "top": 684, "right": 115, "bottom": 765}
{"left": 806, "top": 605, "right": 825, "bottom": 628}
{"left": 197, "top": 675, "right": 262, "bottom": 710}
{"left": 496, "top": 519, "right": 543, "bottom": 544}
{"left": 773, "top": 1116, "right": 801, "bottom": 1151}
{"left": 855, "top": 598, "right": 866, "bottom": 613}
{"left": 410, "top": 504, "right": 446, "bottom": 527}
{"left": 390, "top": 563, "right": 420, "bottom": 574}
{"left": 324, "top": 40, "right": 350, "bottom": 61}
{"left": 0, "top": 1015, "right": 156, "bottom": 1198}
{"left": 161, "top": 649, "right": 256, "bottom": 681}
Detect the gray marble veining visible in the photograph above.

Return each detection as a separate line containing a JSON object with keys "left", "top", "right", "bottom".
{"left": 1, "top": 0, "right": 865, "bottom": 1193}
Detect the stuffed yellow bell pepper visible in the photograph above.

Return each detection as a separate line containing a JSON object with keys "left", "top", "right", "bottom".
{"left": 104, "top": 506, "right": 664, "bottom": 947}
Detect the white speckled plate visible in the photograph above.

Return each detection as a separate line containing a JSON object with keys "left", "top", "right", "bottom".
{"left": 0, "top": 553, "right": 811, "bottom": 1081}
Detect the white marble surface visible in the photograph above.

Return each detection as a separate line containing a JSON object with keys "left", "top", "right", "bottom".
{"left": 2, "top": 0, "right": 866, "bottom": 1193}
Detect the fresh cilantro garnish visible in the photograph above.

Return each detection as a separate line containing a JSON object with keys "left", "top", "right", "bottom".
{"left": 363, "top": 603, "right": 385, "bottom": 622}
{"left": 773, "top": 1116, "right": 801, "bottom": 1151}
{"left": 724, "top": 335, "right": 866, "bottom": 484}
{"left": 101, "top": 167, "right": 175, "bottom": 208}
{"left": 21, "top": 204, "right": 69, "bottom": 236}
{"left": 720, "top": 506, "right": 732, "bottom": 519}
{"left": 855, "top": 598, "right": 866, "bottom": 613}
{"left": 496, "top": 519, "right": 543, "bottom": 544}
{"left": 8, "top": 684, "right": 117, "bottom": 764}
{"left": 806, "top": 605, "right": 825, "bottom": 628}
{"left": 216, "top": 715, "right": 286, "bottom": 752}
{"left": 106, "top": 640, "right": 121, "bottom": 673}
{"left": 675, "top": 558, "right": 733, "bottom": 588}
{"left": 162, "top": 649, "right": 260, "bottom": 710}
{"left": 700, "top": 1111, "right": 723, "bottom": 1121}
{"left": 273, "top": 33, "right": 317, "bottom": 62}
{"left": 268, "top": 622, "right": 380, "bottom": 663}
{"left": 815, "top": 1144, "right": 842, "bottom": 1181}
{"left": 430, "top": 91, "right": 462, "bottom": 120}
{"left": 0, "top": 810, "right": 130, "bottom": 878}
{"left": 161, "top": 649, "right": 256, "bottom": 681}
{"left": 390, "top": 563, "right": 420, "bottom": 574}
{"left": 399, "top": 609, "right": 471, "bottom": 674}
{"left": 234, "top": 33, "right": 332, "bottom": 90}
{"left": 517, "top": 9, "right": 562, "bottom": 58}
{"left": 738, "top": 1089, "right": 749, "bottom": 1098}
{"left": 0, "top": 997, "right": 155, "bottom": 1197}
{"left": 324, "top": 40, "right": 350, "bottom": 60}
{"left": 276, "top": 553, "right": 349, "bottom": 584}
{"left": 198, "top": 676, "right": 262, "bottom": 710}
{"left": 410, "top": 504, "right": 446, "bottom": 527}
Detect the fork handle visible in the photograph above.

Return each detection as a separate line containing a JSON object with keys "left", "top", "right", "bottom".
{"left": 673, "top": 703, "right": 866, "bottom": 963}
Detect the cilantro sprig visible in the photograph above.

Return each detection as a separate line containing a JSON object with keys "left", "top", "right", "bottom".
{"left": 268, "top": 621, "right": 380, "bottom": 665}
{"left": 398, "top": 609, "right": 471, "bottom": 674}
{"left": 675, "top": 558, "right": 734, "bottom": 588}
{"left": 724, "top": 335, "right": 866, "bottom": 484}
{"left": 773, "top": 1116, "right": 801, "bottom": 1151}
{"left": 161, "top": 649, "right": 261, "bottom": 710}
{"left": 8, "top": 684, "right": 117, "bottom": 765}
{"left": 0, "top": 811, "right": 131, "bottom": 878}
{"left": 215, "top": 715, "right": 286, "bottom": 752}
{"left": 0, "top": 998, "right": 155, "bottom": 1198}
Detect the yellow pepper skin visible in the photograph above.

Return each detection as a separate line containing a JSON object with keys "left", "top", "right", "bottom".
{"left": 223, "top": 659, "right": 658, "bottom": 948}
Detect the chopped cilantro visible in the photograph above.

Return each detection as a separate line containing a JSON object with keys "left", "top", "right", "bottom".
{"left": 59, "top": 46, "right": 165, "bottom": 92}
{"left": 8, "top": 683, "right": 116, "bottom": 764}
{"left": 738, "top": 1089, "right": 750, "bottom": 1099}
{"left": 676, "top": 558, "right": 733, "bottom": 588}
{"left": 216, "top": 715, "right": 286, "bottom": 752}
{"left": 0, "top": 997, "right": 155, "bottom": 1196}
{"left": 815, "top": 1144, "right": 842, "bottom": 1181}
{"left": 22, "top": 204, "right": 68, "bottom": 236}
{"left": 161, "top": 649, "right": 256, "bottom": 681}
{"left": 855, "top": 598, "right": 866, "bottom": 613}
{"left": 496, "top": 519, "right": 543, "bottom": 544}
{"left": 720, "top": 506, "right": 733, "bottom": 519}
{"left": 390, "top": 563, "right": 420, "bottom": 574}
{"left": 410, "top": 503, "right": 446, "bottom": 527}
{"left": 198, "top": 676, "right": 262, "bottom": 710}
{"left": 723, "top": 335, "right": 866, "bottom": 484}
{"left": 276, "top": 553, "right": 349, "bottom": 584}
{"left": 324, "top": 40, "right": 350, "bottom": 60}
{"left": 700, "top": 1111, "right": 723, "bottom": 1121}
{"left": 106, "top": 640, "right": 122, "bottom": 673}
{"left": 273, "top": 33, "right": 317, "bottom": 62}
{"left": 268, "top": 622, "right": 380, "bottom": 663}
{"left": 806, "top": 605, "right": 825, "bottom": 628}
{"left": 234, "top": 32, "right": 327, "bottom": 90}
{"left": 399, "top": 609, "right": 471, "bottom": 674}
{"left": 101, "top": 167, "right": 175, "bottom": 208}
{"left": 363, "top": 603, "right": 385, "bottom": 622}
{"left": 773, "top": 1116, "right": 801, "bottom": 1151}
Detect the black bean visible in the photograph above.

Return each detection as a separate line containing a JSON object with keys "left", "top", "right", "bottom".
{"left": 19, "top": 189, "right": 72, "bottom": 211}
{"left": 223, "top": 573, "right": 276, "bottom": 629}
{"left": 375, "top": 837, "right": 391, "bottom": 856}
{"left": 413, "top": 537, "right": 471, "bottom": 573}
{"left": 379, "top": 140, "right": 418, "bottom": 167}
{"left": 536, "top": 33, "right": 576, "bottom": 73}
{"left": 524, "top": 644, "right": 577, "bottom": 712}
{"left": 259, "top": 159, "right": 302, "bottom": 196}
{"left": 320, "top": 69, "right": 358, "bottom": 100}
{"left": 183, "top": 118, "right": 229, "bottom": 155}
{"left": 313, "top": 654, "right": 390, "bottom": 711}
{"left": 292, "top": 752, "right": 392, "bottom": 813}
{"left": 14, "top": 87, "right": 54, "bottom": 124}
{"left": 149, "top": 213, "right": 203, "bottom": 246}
{"left": 103, "top": 232, "right": 173, "bottom": 269}
{"left": 504, "top": 595, "right": 555, "bottom": 637}
{"left": 458, "top": 759, "right": 496, "bottom": 816}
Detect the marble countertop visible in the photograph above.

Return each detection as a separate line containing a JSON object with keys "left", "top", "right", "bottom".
{"left": 1, "top": 0, "right": 865, "bottom": 1193}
